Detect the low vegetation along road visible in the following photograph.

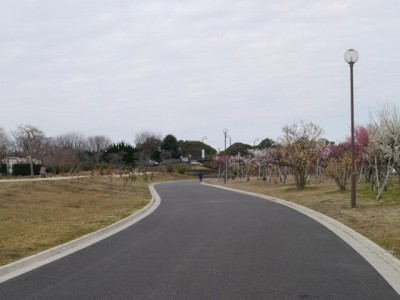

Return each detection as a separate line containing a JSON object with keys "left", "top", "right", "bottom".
{"left": 1, "top": 181, "right": 399, "bottom": 299}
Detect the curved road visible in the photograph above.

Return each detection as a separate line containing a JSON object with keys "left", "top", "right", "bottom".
{"left": 1, "top": 181, "right": 398, "bottom": 299}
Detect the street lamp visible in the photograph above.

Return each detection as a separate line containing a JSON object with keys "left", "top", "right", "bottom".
{"left": 223, "top": 128, "right": 228, "bottom": 184}
{"left": 254, "top": 138, "right": 259, "bottom": 147}
{"left": 27, "top": 156, "right": 34, "bottom": 177}
{"left": 344, "top": 49, "right": 359, "bottom": 208}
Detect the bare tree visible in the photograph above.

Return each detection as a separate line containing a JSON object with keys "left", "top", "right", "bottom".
{"left": 47, "top": 147, "right": 80, "bottom": 174}
{"left": 53, "top": 132, "right": 88, "bottom": 152}
{"left": 134, "top": 131, "right": 162, "bottom": 163}
{"left": 87, "top": 135, "right": 112, "bottom": 164}
{"left": 134, "top": 131, "right": 162, "bottom": 147}
{"left": 11, "top": 125, "right": 49, "bottom": 159}
{"left": 11, "top": 124, "right": 49, "bottom": 176}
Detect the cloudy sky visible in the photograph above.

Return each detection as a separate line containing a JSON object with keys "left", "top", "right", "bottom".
{"left": 1, "top": 0, "right": 399, "bottom": 151}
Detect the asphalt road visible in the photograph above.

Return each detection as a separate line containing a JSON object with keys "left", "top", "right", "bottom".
{"left": 1, "top": 181, "right": 398, "bottom": 299}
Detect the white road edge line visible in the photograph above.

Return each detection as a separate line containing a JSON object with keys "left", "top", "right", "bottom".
{"left": 203, "top": 182, "right": 400, "bottom": 296}
{"left": 0, "top": 184, "right": 161, "bottom": 284}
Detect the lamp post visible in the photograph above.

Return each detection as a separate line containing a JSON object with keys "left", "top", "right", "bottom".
{"left": 223, "top": 128, "right": 228, "bottom": 184}
{"left": 202, "top": 136, "right": 207, "bottom": 159}
{"left": 254, "top": 138, "right": 259, "bottom": 147}
{"left": 27, "top": 156, "right": 34, "bottom": 177}
{"left": 344, "top": 49, "right": 359, "bottom": 208}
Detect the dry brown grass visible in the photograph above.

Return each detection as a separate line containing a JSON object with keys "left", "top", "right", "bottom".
{"left": 0, "top": 173, "right": 189, "bottom": 266}
{"left": 206, "top": 176, "right": 400, "bottom": 259}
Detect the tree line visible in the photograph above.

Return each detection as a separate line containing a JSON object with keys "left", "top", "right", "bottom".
{"left": 215, "top": 103, "right": 400, "bottom": 199}
{"left": 1, "top": 102, "right": 399, "bottom": 199}
{"left": 0, "top": 126, "right": 217, "bottom": 175}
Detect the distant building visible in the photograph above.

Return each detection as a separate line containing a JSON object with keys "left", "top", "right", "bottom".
{"left": 1, "top": 157, "right": 41, "bottom": 175}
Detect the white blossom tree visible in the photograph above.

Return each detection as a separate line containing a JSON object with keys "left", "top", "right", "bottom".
{"left": 279, "top": 121, "right": 324, "bottom": 188}
{"left": 368, "top": 102, "right": 400, "bottom": 199}
{"left": 246, "top": 148, "right": 287, "bottom": 183}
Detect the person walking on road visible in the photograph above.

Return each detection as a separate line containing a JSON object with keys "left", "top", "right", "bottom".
{"left": 197, "top": 172, "right": 203, "bottom": 182}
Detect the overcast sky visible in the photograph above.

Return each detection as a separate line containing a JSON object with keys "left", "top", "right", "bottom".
{"left": 1, "top": 0, "right": 399, "bottom": 151}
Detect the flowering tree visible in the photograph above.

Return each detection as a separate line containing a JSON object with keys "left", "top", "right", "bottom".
{"left": 343, "top": 125, "right": 370, "bottom": 180}
{"left": 247, "top": 149, "right": 267, "bottom": 179}
{"left": 321, "top": 125, "right": 370, "bottom": 191}
{"left": 212, "top": 155, "right": 230, "bottom": 179}
{"left": 345, "top": 126, "right": 369, "bottom": 160}
{"left": 323, "top": 143, "right": 352, "bottom": 190}
{"left": 279, "top": 121, "right": 324, "bottom": 188}
{"left": 246, "top": 148, "right": 287, "bottom": 183}
{"left": 367, "top": 103, "right": 400, "bottom": 199}
{"left": 228, "top": 154, "right": 253, "bottom": 180}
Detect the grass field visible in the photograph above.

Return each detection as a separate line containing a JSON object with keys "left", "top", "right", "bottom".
{"left": 206, "top": 176, "right": 400, "bottom": 259}
{"left": 0, "top": 172, "right": 189, "bottom": 266}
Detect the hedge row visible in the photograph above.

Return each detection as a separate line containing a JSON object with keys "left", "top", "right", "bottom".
{"left": 0, "top": 164, "right": 6, "bottom": 175}
{"left": 0, "top": 164, "right": 42, "bottom": 176}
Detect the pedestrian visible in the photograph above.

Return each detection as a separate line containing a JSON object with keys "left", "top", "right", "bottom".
{"left": 198, "top": 172, "right": 203, "bottom": 182}
{"left": 40, "top": 166, "right": 46, "bottom": 178}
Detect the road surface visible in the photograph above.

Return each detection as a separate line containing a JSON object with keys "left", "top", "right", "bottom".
{"left": 0, "top": 181, "right": 398, "bottom": 299}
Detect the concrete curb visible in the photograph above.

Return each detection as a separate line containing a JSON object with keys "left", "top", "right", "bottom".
{"left": 203, "top": 182, "right": 400, "bottom": 295}
{"left": 0, "top": 184, "right": 161, "bottom": 284}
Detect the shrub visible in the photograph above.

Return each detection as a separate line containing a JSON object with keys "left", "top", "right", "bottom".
{"left": 166, "top": 164, "right": 174, "bottom": 173}
{"left": 12, "top": 164, "right": 41, "bottom": 176}
{"left": 1, "top": 164, "right": 7, "bottom": 175}
{"left": 176, "top": 164, "right": 189, "bottom": 175}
